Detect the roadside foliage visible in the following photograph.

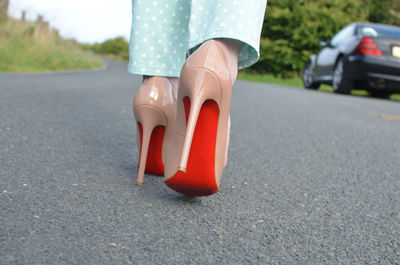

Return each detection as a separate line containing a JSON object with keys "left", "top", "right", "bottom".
{"left": 91, "top": 37, "right": 129, "bottom": 60}
{"left": 252, "top": 0, "right": 400, "bottom": 77}
{"left": 88, "top": 0, "right": 399, "bottom": 77}
{"left": 0, "top": 18, "right": 103, "bottom": 72}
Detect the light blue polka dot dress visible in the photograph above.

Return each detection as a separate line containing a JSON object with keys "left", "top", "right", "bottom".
{"left": 129, "top": 0, "right": 267, "bottom": 77}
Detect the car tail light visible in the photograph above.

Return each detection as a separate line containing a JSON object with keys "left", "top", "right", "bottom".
{"left": 353, "top": 37, "right": 383, "bottom": 56}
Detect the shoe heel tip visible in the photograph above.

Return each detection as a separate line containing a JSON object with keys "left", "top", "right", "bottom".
{"left": 136, "top": 181, "right": 143, "bottom": 186}
{"left": 177, "top": 166, "right": 186, "bottom": 173}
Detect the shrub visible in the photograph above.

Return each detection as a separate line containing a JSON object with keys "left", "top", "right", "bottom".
{"left": 250, "top": 0, "right": 400, "bottom": 77}
{"left": 92, "top": 37, "right": 129, "bottom": 59}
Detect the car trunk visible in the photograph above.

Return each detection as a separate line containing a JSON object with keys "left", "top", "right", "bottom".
{"left": 375, "top": 38, "right": 400, "bottom": 63}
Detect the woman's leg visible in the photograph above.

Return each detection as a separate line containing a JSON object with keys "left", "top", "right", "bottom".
{"left": 163, "top": 1, "right": 267, "bottom": 196}
{"left": 209, "top": 38, "right": 241, "bottom": 84}
{"left": 129, "top": 0, "right": 191, "bottom": 185}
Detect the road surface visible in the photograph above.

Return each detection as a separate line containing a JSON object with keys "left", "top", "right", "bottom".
{"left": 1, "top": 60, "right": 399, "bottom": 264}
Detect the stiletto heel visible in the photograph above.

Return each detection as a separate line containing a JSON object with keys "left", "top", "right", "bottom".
{"left": 177, "top": 69, "right": 222, "bottom": 173}
{"left": 135, "top": 107, "right": 166, "bottom": 185}
{"left": 133, "top": 77, "right": 177, "bottom": 185}
{"left": 177, "top": 97, "right": 201, "bottom": 173}
{"left": 164, "top": 40, "right": 233, "bottom": 197}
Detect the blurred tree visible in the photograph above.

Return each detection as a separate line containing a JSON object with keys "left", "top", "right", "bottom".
{"left": 368, "top": 0, "right": 400, "bottom": 25}
{"left": 254, "top": 0, "right": 369, "bottom": 76}
{"left": 251, "top": 0, "right": 399, "bottom": 77}
{"left": 92, "top": 37, "right": 129, "bottom": 59}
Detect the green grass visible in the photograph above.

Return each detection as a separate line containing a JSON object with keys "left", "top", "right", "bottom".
{"left": 0, "top": 18, "right": 103, "bottom": 72}
{"left": 238, "top": 72, "right": 400, "bottom": 102}
{"left": 237, "top": 72, "right": 303, "bottom": 87}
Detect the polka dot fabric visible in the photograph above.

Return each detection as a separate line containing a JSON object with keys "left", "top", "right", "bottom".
{"left": 129, "top": 0, "right": 267, "bottom": 77}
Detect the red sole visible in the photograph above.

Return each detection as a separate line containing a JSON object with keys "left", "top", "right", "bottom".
{"left": 165, "top": 97, "right": 220, "bottom": 197}
{"left": 138, "top": 122, "right": 165, "bottom": 176}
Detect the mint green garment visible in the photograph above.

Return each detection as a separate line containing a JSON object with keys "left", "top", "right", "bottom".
{"left": 129, "top": 0, "right": 267, "bottom": 77}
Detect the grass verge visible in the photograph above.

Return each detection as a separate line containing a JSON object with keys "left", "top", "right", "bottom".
{"left": 238, "top": 72, "right": 400, "bottom": 102}
{"left": 0, "top": 18, "right": 103, "bottom": 72}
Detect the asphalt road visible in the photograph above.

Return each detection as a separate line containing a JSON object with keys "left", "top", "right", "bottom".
{"left": 1, "top": 59, "right": 399, "bottom": 264}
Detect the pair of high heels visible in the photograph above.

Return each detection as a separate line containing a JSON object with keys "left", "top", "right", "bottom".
{"left": 133, "top": 40, "right": 233, "bottom": 197}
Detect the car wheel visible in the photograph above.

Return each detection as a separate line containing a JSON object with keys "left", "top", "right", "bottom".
{"left": 332, "top": 58, "right": 353, "bottom": 94}
{"left": 303, "top": 61, "right": 320, "bottom": 89}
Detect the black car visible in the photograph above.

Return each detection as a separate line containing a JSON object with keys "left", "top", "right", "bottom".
{"left": 303, "top": 22, "right": 400, "bottom": 97}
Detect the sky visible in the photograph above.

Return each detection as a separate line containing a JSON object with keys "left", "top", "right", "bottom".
{"left": 9, "top": 0, "right": 132, "bottom": 43}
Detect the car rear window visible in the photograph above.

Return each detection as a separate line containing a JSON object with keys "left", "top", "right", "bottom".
{"left": 358, "top": 25, "right": 400, "bottom": 39}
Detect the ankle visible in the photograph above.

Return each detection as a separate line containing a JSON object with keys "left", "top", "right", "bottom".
{"left": 166, "top": 77, "right": 179, "bottom": 89}
{"left": 210, "top": 39, "right": 240, "bottom": 84}
{"left": 142, "top": 76, "right": 178, "bottom": 88}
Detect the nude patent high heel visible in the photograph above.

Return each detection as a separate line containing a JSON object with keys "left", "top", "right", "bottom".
{"left": 133, "top": 77, "right": 177, "bottom": 185}
{"left": 164, "top": 40, "right": 232, "bottom": 197}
